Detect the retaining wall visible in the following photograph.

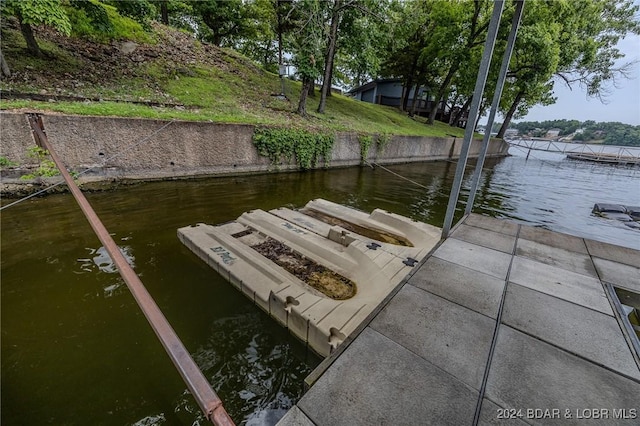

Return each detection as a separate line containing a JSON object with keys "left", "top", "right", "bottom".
{"left": 0, "top": 112, "right": 509, "bottom": 182}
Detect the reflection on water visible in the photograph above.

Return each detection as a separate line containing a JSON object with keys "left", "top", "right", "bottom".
{"left": 2, "top": 151, "right": 639, "bottom": 425}
{"left": 76, "top": 245, "right": 135, "bottom": 274}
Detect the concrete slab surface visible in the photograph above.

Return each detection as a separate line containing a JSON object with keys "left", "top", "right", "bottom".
{"left": 515, "top": 238, "right": 597, "bottom": 277}
{"left": 280, "top": 214, "right": 640, "bottom": 426}
{"left": 465, "top": 213, "right": 519, "bottom": 236}
{"left": 592, "top": 257, "right": 640, "bottom": 292}
{"left": 502, "top": 283, "right": 640, "bottom": 379}
{"left": 451, "top": 223, "right": 516, "bottom": 253}
{"left": 434, "top": 238, "right": 512, "bottom": 280}
{"left": 298, "top": 327, "right": 479, "bottom": 426}
{"left": 370, "top": 284, "right": 495, "bottom": 389}
{"left": 585, "top": 238, "right": 640, "bottom": 267}
{"left": 479, "top": 398, "right": 530, "bottom": 426}
{"left": 519, "top": 225, "right": 588, "bottom": 254}
{"left": 410, "top": 256, "right": 505, "bottom": 318}
{"left": 486, "top": 326, "right": 640, "bottom": 425}
{"left": 276, "top": 406, "right": 313, "bottom": 426}
{"left": 509, "top": 256, "right": 612, "bottom": 315}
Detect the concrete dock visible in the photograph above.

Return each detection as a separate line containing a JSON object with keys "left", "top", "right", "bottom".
{"left": 279, "top": 214, "right": 640, "bottom": 425}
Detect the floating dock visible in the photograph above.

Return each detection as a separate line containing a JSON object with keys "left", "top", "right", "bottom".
{"left": 279, "top": 214, "right": 640, "bottom": 425}
{"left": 567, "top": 152, "right": 640, "bottom": 166}
{"left": 178, "top": 199, "right": 441, "bottom": 357}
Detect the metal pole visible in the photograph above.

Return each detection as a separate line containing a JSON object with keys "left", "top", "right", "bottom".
{"left": 441, "top": 0, "right": 505, "bottom": 238}
{"left": 465, "top": 0, "right": 525, "bottom": 215}
{"left": 27, "top": 114, "right": 235, "bottom": 426}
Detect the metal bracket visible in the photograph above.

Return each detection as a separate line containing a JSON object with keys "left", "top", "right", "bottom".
{"left": 403, "top": 257, "right": 418, "bottom": 267}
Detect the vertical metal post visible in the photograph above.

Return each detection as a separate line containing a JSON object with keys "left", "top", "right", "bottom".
{"left": 27, "top": 114, "right": 235, "bottom": 426}
{"left": 442, "top": 0, "right": 505, "bottom": 238}
{"left": 465, "top": 0, "right": 525, "bottom": 215}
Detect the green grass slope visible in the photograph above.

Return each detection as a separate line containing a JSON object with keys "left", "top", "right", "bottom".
{"left": 1, "top": 19, "right": 465, "bottom": 138}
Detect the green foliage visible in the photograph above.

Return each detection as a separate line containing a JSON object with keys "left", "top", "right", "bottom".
{"left": 253, "top": 127, "right": 334, "bottom": 170}
{"left": 192, "top": 0, "right": 261, "bottom": 47}
{"left": 1, "top": 17, "right": 471, "bottom": 138}
{"left": 69, "top": 0, "right": 114, "bottom": 34}
{"left": 20, "top": 146, "right": 60, "bottom": 180}
{"left": 358, "top": 134, "right": 373, "bottom": 162}
{"left": 376, "top": 133, "right": 391, "bottom": 153}
{"left": 0, "top": 156, "right": 18, "bottom": 168}
{"left": 105, "top": 0, "right": 155, "bottom": 28}
{"left": 65, "top": 0, "right": 152, "bottom": 43}
{"left": 497, "top": 0, "right": 640, "bottom": 132}
{"left": 4, "top": 0, "right": 72, "bottom": 35}
{"left": 289, "top": 0, "right": 326, "bottom": 81}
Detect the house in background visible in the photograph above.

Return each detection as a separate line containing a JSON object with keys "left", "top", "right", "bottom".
{"left": 347, "top": 78, "right": 469, "bottom": 128}
{"left": 545, "top": 128, "right": 561, "bottom": 139}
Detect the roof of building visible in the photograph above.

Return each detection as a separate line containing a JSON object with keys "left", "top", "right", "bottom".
{"left": 347, "top": 78, "right": 403, "bottom": 94}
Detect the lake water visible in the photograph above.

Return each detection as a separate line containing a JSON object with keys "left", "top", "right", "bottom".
{"left": 2, "top": 146, "right": 638, "bottom": 425}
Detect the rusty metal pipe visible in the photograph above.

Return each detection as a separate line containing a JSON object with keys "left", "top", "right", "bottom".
{"left": 27, "top": 114, "right": 234, "bottom": 426}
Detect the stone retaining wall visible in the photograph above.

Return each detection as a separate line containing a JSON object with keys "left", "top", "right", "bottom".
{"left": 0, "top": 112, "right": 509, "bottom": 182}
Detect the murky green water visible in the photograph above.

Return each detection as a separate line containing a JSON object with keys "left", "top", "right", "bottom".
{"left": 2, "top": 149, "right": 638, "bottom": 425}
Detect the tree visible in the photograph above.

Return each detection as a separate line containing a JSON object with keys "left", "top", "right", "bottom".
{"left": 191, "top": 0, "right": 258, "bottom": 47}
{"left": 334, "top": 4, "right": 389, "bottom": 89}
{"left": 289, "top": 0, "right": 325, "bottom": 115}
{"left": 379, "top": 0, "right": 434, "bottom": 112}
{"left": 425, "top": 0, "right": 493, "bottom": 125}
{"left": 149, "top": 1, "right": 195, "bottom": 31}
{"left": 378, "top": 0, "right": 493, "bottom": 124}
{"left": 316, "top": 0, "right": 343, "bottom": 113}
{"left": 497, "top": 0, "right": 640, "bottom": 137}
{"left": 316, "top": 0, "right": 386, "bottom": 113}
{"left": 2, "top": 0, "right": 71, "bottom": 57}
{"left": 236, "top": 0, "right": 282, "bottom": 73}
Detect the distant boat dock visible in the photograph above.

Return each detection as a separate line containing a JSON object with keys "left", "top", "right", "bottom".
{"left": 507, "top": 139, "right": 640, "bottom": 165}
{"left": 279, "top": 214, "right": 640, "bottom": 425}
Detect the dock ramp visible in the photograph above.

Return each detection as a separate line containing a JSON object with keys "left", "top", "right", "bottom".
{"left": 178, "top": 199, "right": 441, "bottom": 357}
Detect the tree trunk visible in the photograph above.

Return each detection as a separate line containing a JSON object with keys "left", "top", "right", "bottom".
{"left": 318, "top": 0, "right": 341, "bottom": 113}
{"left": 327, "top": 65, "right": 334, "bottom": 98}
{"left": 448, "top": 94, "right": 461, "bottom": 124}
{"left": 298, "top": 76, "right": 312, "bottom": 116}
{"left": 401, "top": 56, "right": 418, "bottom": 112}
{"left": 308, "top": 81, "right": 315, "bottom": 97}
{"left": 160, "top": 1, "right": 169, "bottom": 25}
{"left": 277, "top": 0, "right": 283, "bottom": 65}
{"left": 0, "top": 50, "right": 11, "bottom": 77}
{"left": 497, "top": 92, "right": 524, "bottom": 138}
{"left": 409, "top": 84, "right": 420, "bottom": 117}
{"left": 18, "top": 18, "right": 43, "bottom": 58}
{"left": 400, "top": 84, "right": 408, "bottom": 111}
{"left": 450, "top": 96, "right": 472, "bottom": 127}
{"left": 428, "top": 65, "right": 456, "bottom": 124}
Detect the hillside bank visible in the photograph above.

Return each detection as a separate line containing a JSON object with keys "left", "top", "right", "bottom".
{"left": 0, "top": 112, "right": 508, "bottom": 197}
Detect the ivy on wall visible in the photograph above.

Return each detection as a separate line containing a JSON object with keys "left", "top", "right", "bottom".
{"left": 358, "top": 133, "right": 392, "bottom": 164}
{"left": 376, "top": 133, "right": 391, "bottom": 153}
{"left": 358, "top": 134, "right": 373, "bottom": 163}
{"left": 252, "top": 127, "right": 334, "bottom": 170}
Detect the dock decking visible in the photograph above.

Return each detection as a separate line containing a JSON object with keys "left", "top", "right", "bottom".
{"left": 279, "top": 214, "right": 640, "bottom": 425}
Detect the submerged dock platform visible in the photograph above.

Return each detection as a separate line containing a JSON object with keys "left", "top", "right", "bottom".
{"left": 280, "top": 214, "right": 640, "bottom": 425}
